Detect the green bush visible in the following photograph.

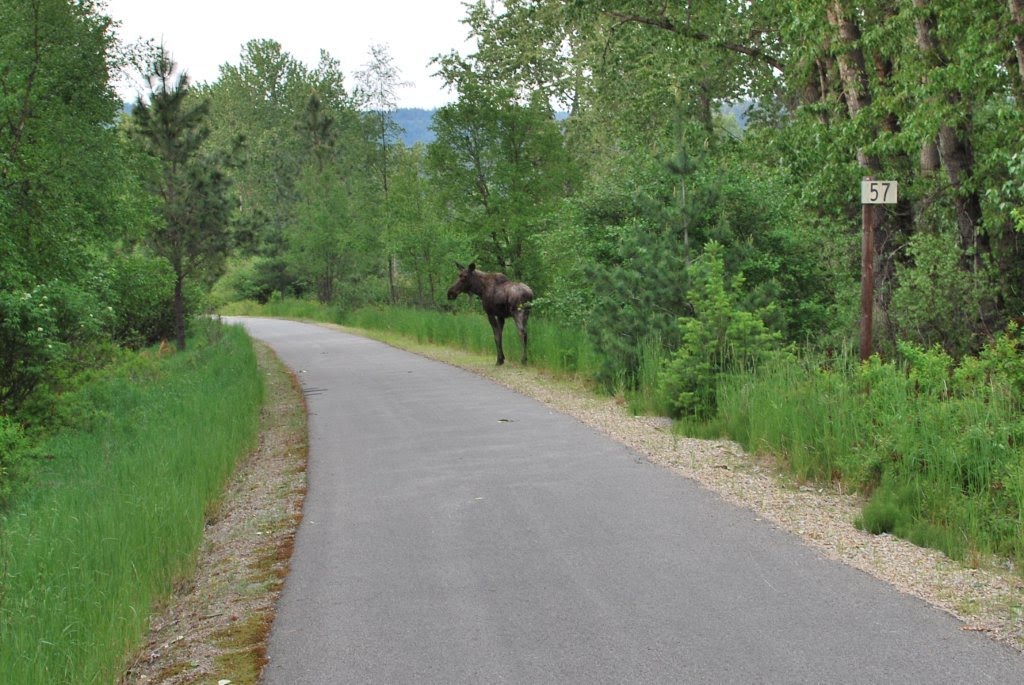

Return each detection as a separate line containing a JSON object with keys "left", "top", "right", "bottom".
{"left": 0, "top": 415, "right": 28, "bottom": 504}
{"left": 212, "top": 256, "right": 300, "bottom": 306}
{"left": 586, "top": 220, "right": 685, "bottom": 389}
{"left": 854, "top": 339, "right": 1024, "bottom": 563}
{"left": 707, "top": 329, "right": 1024, "bottom": 567}
{"left": 660, "top": 241, "right": 779, "bottom": 418}
{"left": 0, "top": 286, "right": 68, "bottom": 412}
{"left": 105, "top": 253, "right": 177, "bottom": 347}
{"left": 890, "top": 232, "right": 996, "bottom": 357}
{"left": 971, "top": 321, "right": 1024, "bottom": 394}
{"left": 1, "top": 276, "right": 132, "bottom": 417}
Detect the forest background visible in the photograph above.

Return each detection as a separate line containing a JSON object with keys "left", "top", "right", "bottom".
{"left": 2, "top": 0, "right": 1024, "bottom": 660}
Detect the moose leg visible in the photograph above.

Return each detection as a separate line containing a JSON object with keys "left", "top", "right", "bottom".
{"left": 488, "top": 314, "right": 506, "bottom": 365}
{"left": 513, "top": 307, "right": 529, "bottom": 364}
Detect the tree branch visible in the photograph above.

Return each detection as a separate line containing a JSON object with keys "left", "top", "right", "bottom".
{"left": 604, "top": 10, "right": 786, "bottom": 73}
{"left": 5, "top": 0, "right": 43, "bottom": 169}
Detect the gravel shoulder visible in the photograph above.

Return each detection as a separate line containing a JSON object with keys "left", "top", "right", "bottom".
{"left": 121, "top": 342, "right": 307, "bottom": 685}
{"left": 123, "top": 323, "right": 1024, "bottom": 684}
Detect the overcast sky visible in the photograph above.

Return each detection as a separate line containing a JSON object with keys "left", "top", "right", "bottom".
{"left": 104, "top": 0, "right": 477, "bottom": 109}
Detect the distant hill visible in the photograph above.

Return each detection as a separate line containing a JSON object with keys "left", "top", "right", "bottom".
{"left": 391, "top": 108, "right": 573, "bottom": 147}
{"left": 393, "top": 108, "right": 437, "bottom": 147}
{"left": 390, "top": 105, "right": 744, "bottom": 147}
{"left": 123, "top": 103, "right": 743, "bottom": 147}
{"left": 721, "top": 101, "right": 750, "bottom": 130}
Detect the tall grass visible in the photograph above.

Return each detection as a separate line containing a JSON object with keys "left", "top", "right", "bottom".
{"left": 345, "top": 306, "right": 602, "bottom": 377}
{"left": 709, "top": 349, "right": 862, "bottom": 483}
{"left": 0, "top": 321, "right": 263, "bottom": 683}
{"left": 222, "top": 298, "right": 602, "bottom": 379}
{"left": 625, "top": 334, "right": 668, "bottom": 416}
{"left": 711, "top": 343, "right": 1024, "bottom": 568}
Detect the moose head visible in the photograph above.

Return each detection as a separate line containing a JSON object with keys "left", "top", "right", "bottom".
{"left": 446, "top": 262, "right": 478, "bottom": 300}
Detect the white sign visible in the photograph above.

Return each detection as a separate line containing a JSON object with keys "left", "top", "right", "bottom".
{"left": 861, "top": 180, "right": 898, "bottom": 204}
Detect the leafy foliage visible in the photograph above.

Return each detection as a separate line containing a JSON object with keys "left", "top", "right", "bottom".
{"left": 854, "top": 338, "right": 1024, "bottom": 563}
{"left": 428, "top": 63, "right": 574, "bottom": 279}
{"left": 659, "top": 241, "right": 780, "bottom": 418}
{"left": 586, "top": 213, "right": 689, "bottom": 389}
{"left": 0, "top": 413, "right": 31, "bottom": 505}
{"left": 710, "top": 331, "right": 1024, "bottom": 566}
{"left": 0, "top": 0, "right": 127, "bottom": 289}
{"left": 890, "top": 232, "right": 997, "bottom": 357}
{"left": 104, "top": 253, "right": 178, "bottom": 347}
{"left": 0, "top": 287, "right": 65, "bottom": 412}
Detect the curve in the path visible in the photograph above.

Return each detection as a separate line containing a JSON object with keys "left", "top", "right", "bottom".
{"left": 228, "top": 317, "right": 1024, "bottom": 685}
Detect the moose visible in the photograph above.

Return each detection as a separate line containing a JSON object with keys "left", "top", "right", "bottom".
{"left": 447, "top": 262, "right": 534, "bottom": 365}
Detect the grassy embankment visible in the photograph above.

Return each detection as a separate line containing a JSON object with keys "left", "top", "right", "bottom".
{"left": 0, "top": 322, "right": 264, "bottom": 683}
{"left": 223, "top": 299, "right": 1024, "bottom": 573}
{"left": 700, "top": 343, "right": 1024, "bottom": 569}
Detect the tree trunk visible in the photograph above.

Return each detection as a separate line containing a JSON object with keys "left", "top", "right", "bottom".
{"left": 1009, "top": 0, "right": 1024, "bottom": 90}
{"left": 389, "top": 255, "right": 398, "bottom": 304}
{"left": 912, "top": 1, "right": 944, "bottom": 176}
{"left": 174, "top": 274, "right": 187, "bottom": 351}
{"left": 914, "top": 0, "right": 987, "bottom": 267}
{"left": 938, "top": 123, "right": 987, "bottom": 268}
{"left": 826, "top": 1, "right": 879, "bottom": 171}
{"left": 920, "top": 140, "right": 941, "bottom": 174}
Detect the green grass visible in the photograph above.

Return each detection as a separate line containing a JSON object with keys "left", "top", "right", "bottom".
{"left": 707, "top": 350, "right": 862, "bottom": 484}
{"left": 0, "top": 321, "right": 264, "bottom": 683}
{"left": 624, "top": 335, "right": 669, "bottom": 416}
{"left": 346, "top": 306, "right": 602, "bottom": 377}
{"left": 708, "top": 345, "right": 1024, "bottom": 568}
{"left": 222, "top": 298, "right": 602, "bottom": 379}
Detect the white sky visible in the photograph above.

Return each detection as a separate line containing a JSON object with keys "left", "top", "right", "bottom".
{"left": 103, "top": 0, "right": 477, "bottom": 109}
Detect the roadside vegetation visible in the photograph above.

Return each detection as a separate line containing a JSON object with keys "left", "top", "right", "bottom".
{"left": 0, "top": 322, "right": 263, "bottom": 683}
{"left": 2, "top": 1, "right": 1024, "bottom": 681}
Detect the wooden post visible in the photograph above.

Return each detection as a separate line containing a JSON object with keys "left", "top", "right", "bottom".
{"left": 859, "top": 179, "right": 875, "bottom": 362}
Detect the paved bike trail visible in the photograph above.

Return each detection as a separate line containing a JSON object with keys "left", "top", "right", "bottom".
{"left": 228, "top": 317, "right": 1024, "bottom": 684}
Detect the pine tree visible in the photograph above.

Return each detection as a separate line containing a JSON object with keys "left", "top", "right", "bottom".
{"left": 132, "top": 47, "right": 235, "bottom": 350}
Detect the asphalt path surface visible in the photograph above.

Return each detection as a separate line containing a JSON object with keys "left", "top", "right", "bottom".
{"left": 228, "top": 317, "right": 1024, "bottom": 684}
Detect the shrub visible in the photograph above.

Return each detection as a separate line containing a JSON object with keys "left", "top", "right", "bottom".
{"left": 105, "top": 253, "right": 177, "bottom": 347}
{"left": 0, "top": 286, "right": 68, "bottom": 412}
{"left": 659, "top": 241, "right": 779, "bottom": 418}
{"left": 585, "top": 215, "right": 689, "bottom": 390}
{"left": 853, "top": 338, "right": 1024, "bottom": 563}
{"left": 974, "top": 321, "right": 1024, "bottom": 394}
{"left": 707, "top": 330, "right": 1024, "bottom": 566}
{"left": 889, "top": 231, "right": 996, "bottom": 357}
{"left": 212, "top": 256, "right": 300, "bottom": 306}
{"left": 0, "top": 415, "right": 28, "bottom": 504}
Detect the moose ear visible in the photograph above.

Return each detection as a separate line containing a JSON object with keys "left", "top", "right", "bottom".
{"left": 468, "top": 262, "right": 476, "bottom": 272}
